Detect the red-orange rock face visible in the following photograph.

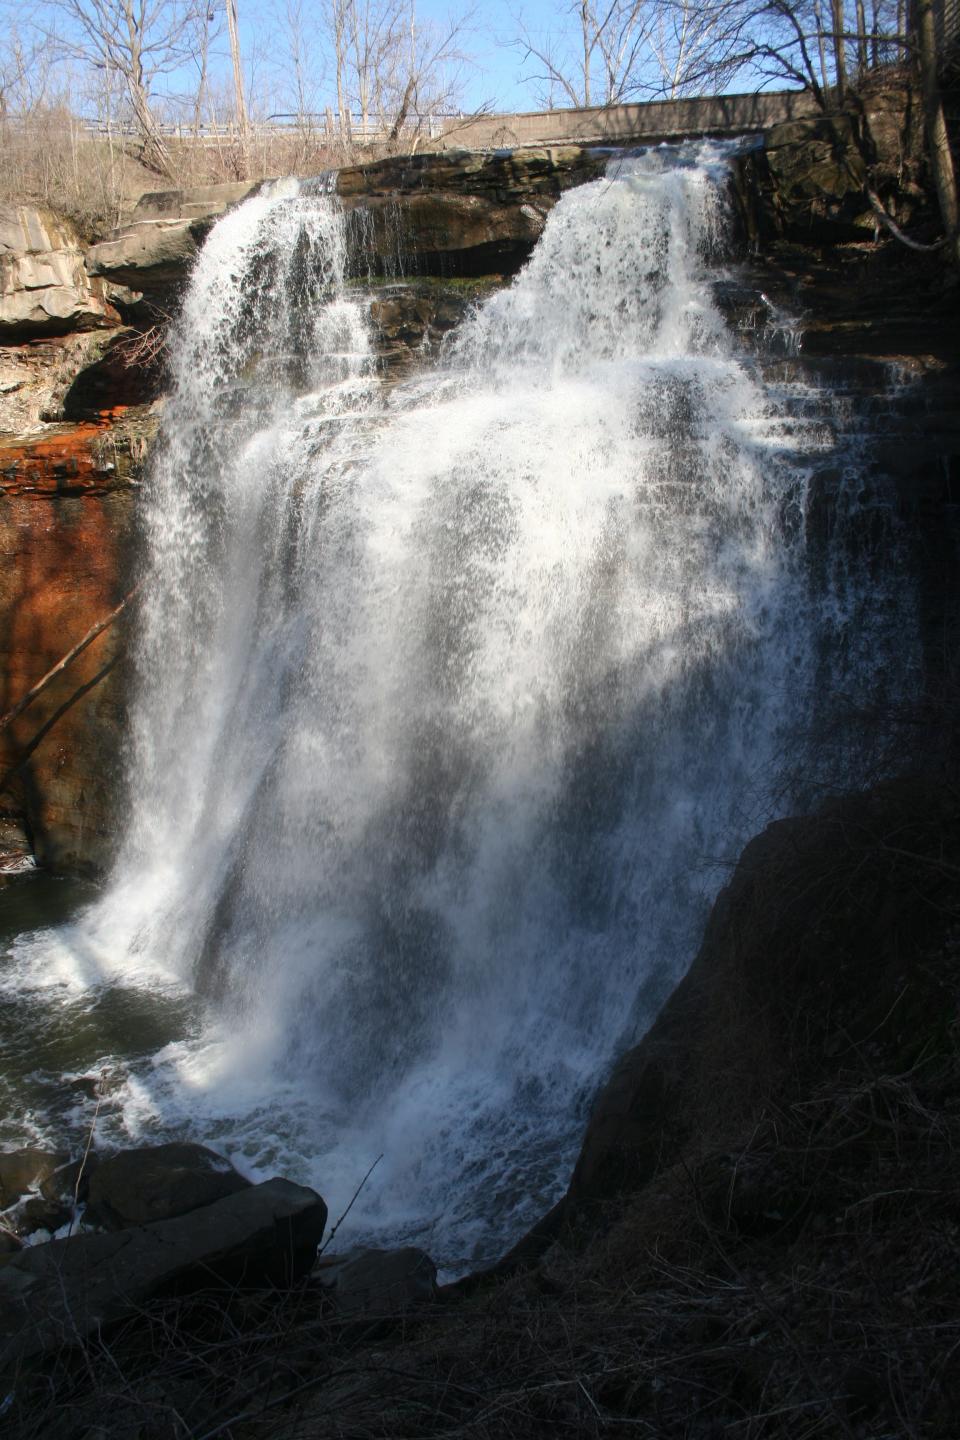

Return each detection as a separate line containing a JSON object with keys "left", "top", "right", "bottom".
{"left": 0, "top": 414, "right": 154, "bottom": 872}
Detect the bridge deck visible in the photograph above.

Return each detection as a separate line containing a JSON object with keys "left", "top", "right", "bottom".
{"left": 432, "top": 90, "right": 820, "bottom": 151}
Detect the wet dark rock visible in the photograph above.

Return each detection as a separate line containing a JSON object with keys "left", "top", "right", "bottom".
{"left": 367, "top": 279, "right": 493, "bottom": 371}
{"left": 86, "top": 1142, "right": 251, "bottom": 1229}
{"left": 17, "top": 1195, "right": 73, "bottom": 1237}
{"left": 0, "top": 1229, "right": 22, "bottom": 1257}
{"left": 40, "top": 1154, "right": 99, "bottom": 1207}
{"left": 318, "top": 1245, "right": 437, "bottom": 1315}
{"left": 732, "top": 84, "right": 929, "bottom": 248}
{"left": 346, "top": 192, "right": 547, "bottom": 277}
{"left": 336, "top": 145, "right": 605, "bottom": 202}
{"left": 59, "top": 328, "right": 164, "bottom": 417}
{"left": 0, "top": 1177, "right": 327, "bottom": 1362}
{"left": 339, "top": 147, "right": 605, "bottom": 278}
{"left": 0, "top": 1149, "right": 69, "bottom": 1208}
{"left": 566, "top": 776, "right": 960, "bottom": 1211}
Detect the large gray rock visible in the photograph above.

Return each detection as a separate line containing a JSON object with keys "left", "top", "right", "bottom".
{"left": 86, "top": 1142, "right": 251, "bottom": 1228}
{"left": 85, "top": 181, "right": 263, "bottom": 291}
{"left": 131, "top": 180, "right": 261, "bottom": 221}
{"left": 319, "top": 1245, "right": 437, "bottom": 1315}
{"left": 0, "top": 1149, "right": 68, "bottom": 1208}
{"left": 85, "top": 218, "right": 202, "bottom": 288}
{"left": 0, "top": 206, "right": 121, "bottom": 338}
{"left": 0, "top": 1177, "right": 327, "bottom": 1363}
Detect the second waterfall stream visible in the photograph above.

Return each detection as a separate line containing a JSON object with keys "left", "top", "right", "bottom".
{"left": 8, "top": 144, "right": 913, "bottom": 1269}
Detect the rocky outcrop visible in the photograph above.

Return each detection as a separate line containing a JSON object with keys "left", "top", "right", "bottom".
{"left": 339, "top": 146, "right": 606, "bottom": 276}
{"left": 0, "top": 1148, "right": 68, "bottom": 1208}
{"left": 130, "top": 181, "right": 259, "bottom": 223}
{"left": 85, "top": 181, "right": 260, "bottom": 298}
{"left": 1, "top": 206, "right": 122, "bottom": 340}
{"left": 734, "top": 81, "right": 929, "bottom": 246}
{"left": 0, "top": 1140, "right": 250, "bottom": 1241}
{"left": 319, "top": 1246, "right": 438, "bottom": 1315}
{"left": 0, "top": 1177, "right": 327, "bottom": 1363}
{"left": 335, "top": 145, "right": 606, "bottom": 202}
{"left": 87, "top": 149, "right": 608, "bottom": 292}
{"left": 86, "top": 217, "right": 209, "bottom": 292}
{"left": 565, "top": 775, "right": 960, "bottom": 1211}
{"left": 0, "top": 408, "right": 157, "bottom": 872}
{"left": 0, "top": 331, "right": 160, "bottom": 434}
{"left": 86, "top": 1142, "right": 251, "bottom": 1228}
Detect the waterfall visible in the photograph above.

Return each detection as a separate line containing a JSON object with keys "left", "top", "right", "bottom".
{"left": 6, "top": 144, "right": 915, "bottom": 1270}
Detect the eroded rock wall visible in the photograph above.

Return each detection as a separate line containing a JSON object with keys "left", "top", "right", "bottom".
{"left": 1, "top": 107, "right": 959, "bottom": 875}
{"left": 0, "top": 413, "right": 155, "bottom": 872}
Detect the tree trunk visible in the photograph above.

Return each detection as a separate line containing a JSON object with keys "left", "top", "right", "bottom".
{"left": 915, "top": 0, "right": 960, "bottom": 263}
{"left": 123, "top": 2, "right": 173, "bottom": 179}
{"left": 814, "top": 0, "right": 830, "bottom": 91}
{"left": 226, "top": 0, "right": 250, "bottom": 180}
{"left": 129, "top": 77, "right": 172, "bottom": 177}
{"left": 388, "top": 75, "right": 416, "bottom": 143}
{"left": 580, "top": 1, "right": 592, "bottom": 106}
{"left": 831, "top": 0, "right": 847, "bottom": 103}
{"left": 855, "top": 0, "right": 868, "bottom": 73}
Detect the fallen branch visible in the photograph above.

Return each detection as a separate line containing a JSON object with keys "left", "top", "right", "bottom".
{"left": 70, "top": 1069, "right": 109, "bottom": 1237}
{"left": 317, "top": 1155, "right": 383, "bottom": 1257}
{"left": 866, "top": 188, "right": 949, "bottom": 251}
{"left": 0, "top": 583, "right": 141, "bottom": 735}
{"left": 0, "top": 653, "right": 122, "bottom": 794}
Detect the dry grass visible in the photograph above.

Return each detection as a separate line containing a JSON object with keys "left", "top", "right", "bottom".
{"left": 0, "top": 111, "right": 448, "bottom": 240}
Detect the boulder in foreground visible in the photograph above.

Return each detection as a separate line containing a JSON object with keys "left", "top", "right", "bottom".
{"left": 86, "top": 1140, "right": 250, "bottom": 1228}
{"left": 0, "top": 1177, "right": 327, "bottom": 1364}
{"left": 319, "top": 1245, "right": 437, "bottom": 1315}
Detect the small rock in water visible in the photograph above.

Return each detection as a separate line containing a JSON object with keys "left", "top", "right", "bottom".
{"left": 69, "top": 1069, "right": 124, "bottom": 1102}
{"left": 16, "top": 1195, "right": 73, "bottom": 1239}
{"left": 40, "top": 1153, "right": 100, "bottom": 1206}
{"left": 86, "top": 1142, "right": 251, "bottom": 1228}
{"left": 0, "top": 1150, "right": 69, "bottom": 1208}
{"left": 318, "top": 1246, "right": 437, "bottom": 1316}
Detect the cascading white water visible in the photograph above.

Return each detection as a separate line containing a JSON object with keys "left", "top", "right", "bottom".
{"left": 3, "top": 144, "right": 915, "bottom": 1269}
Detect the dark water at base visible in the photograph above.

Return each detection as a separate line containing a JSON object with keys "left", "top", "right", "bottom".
{"left": 0, "top": 874, "right": 201, "bottom": 1154}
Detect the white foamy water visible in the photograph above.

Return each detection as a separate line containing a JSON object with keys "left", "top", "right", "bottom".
{"left": 2, "top": 145, "right": 916, "bottom": 1270}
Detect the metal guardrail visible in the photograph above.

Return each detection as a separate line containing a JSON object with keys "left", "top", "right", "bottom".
{"left": 0, "top": 111, "right": 454, "bottom": 147}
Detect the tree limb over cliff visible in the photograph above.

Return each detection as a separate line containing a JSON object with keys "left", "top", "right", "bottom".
{"left": 0, "top": 584, "right": 140, "bottom": 737}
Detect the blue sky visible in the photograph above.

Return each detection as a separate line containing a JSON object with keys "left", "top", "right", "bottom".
{"left": 220, "top": 0, "right": 619, "bottom": 118}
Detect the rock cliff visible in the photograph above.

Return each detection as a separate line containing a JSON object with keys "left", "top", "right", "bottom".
{"left": 1, "top": 93, "right": 959, "bottom": 876}
{"left": 0, "top": 411, "right": 155, "bottom": 871}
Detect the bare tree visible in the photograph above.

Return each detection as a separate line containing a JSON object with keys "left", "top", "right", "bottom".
{"left": 38, "top": 0, "right": 205, "bottom": 175}
{"left": 322, "top": 0, "right": 353, "bottom": 138}
{"left": 377, "top": 2, "right": 479, "bottom": 144}
{"left": 646, "top": 0, "right": 748, "bottom": 96}
{"left": 315, "top": 0, "right": 476, "bottom": 147}
{"left": 914, "top": 0, "right": 959, "bottom": 261}
{"left": 513, "top": 1, "right": 655, "bottom": 108}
